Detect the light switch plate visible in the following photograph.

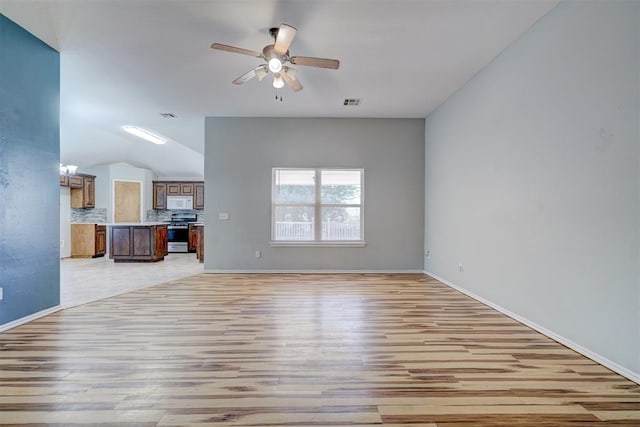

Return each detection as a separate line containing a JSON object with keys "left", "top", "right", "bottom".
{"left": 218, "top": 212, "right": 229, "bottom": 220}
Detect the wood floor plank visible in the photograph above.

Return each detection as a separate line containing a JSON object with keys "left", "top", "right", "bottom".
{"left": 1, "top": 273, "right": 638, "bottom": 425}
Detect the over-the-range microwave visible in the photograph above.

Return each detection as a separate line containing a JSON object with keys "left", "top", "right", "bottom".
{"left": 166, "top": 196, "right": 193, "bottom": 210}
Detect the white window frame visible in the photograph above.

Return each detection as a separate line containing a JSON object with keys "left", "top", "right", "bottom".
{"left": 270, "top": 168, "right": 365, "bottom": 247}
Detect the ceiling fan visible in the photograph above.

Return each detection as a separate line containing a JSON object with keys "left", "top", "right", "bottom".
{"left": 211, "top": 23, "right": 340, "bottom": 92}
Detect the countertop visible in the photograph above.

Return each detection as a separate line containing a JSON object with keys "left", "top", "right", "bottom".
{"left": 108, "top": 222, "right": 168, "bottom": 226}
{"left": 71, "top": 222, "right": 168, "bottom": 226}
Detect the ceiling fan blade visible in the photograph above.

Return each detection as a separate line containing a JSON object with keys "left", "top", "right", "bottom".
{"left": 274, "top": 24, "right": 297, "bottom": 56}
{"left": 232, "top": 65, "right": 266, "bottom": 85}
{"left": 280, "top": 69, "right": 303, "bottom": 92}
{"left": 289, "top": 56, "right": 340, "bottom": 70}
{"left": 211, "top": 43, "right": 262, "bottom": 58}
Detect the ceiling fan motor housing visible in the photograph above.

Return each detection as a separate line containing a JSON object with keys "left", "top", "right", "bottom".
{"left": 263, "top": 45, "right": 289, "bottom": 62}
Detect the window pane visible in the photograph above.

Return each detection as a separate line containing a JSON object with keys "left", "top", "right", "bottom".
{"left": 321, "top": 170, "right": 361, "bottom": 204}
{"left": 274, "top": 169, "right": 316, "bottom": 204}
{"left": 274, "top": 206, "right": 314, "bottom": 240}
{"left": 321, "top": 207, "right": 361, "bottom": 240}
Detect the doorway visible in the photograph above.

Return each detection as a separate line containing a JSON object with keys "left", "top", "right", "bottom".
{"left": 113, "top": 180, "right": 142, "bottom": 223}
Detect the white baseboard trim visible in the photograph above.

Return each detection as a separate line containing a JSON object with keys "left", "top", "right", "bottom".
{"left": 424, "top": 271, "right": 640, "bottom": 385}
{"left": 204, "top": 269, "right": 426, "bottom": 274}
{"left": 0, "top": 305, "right": 62, "bottom": 333}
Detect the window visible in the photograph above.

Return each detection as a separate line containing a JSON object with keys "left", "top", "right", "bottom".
{"left": 271, "top": 168, "right": 364, "bottom": 245}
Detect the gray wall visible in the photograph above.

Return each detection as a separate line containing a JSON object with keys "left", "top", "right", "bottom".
{"left": 205, "top": 118, "right": 424, "bottom": 271}
{"left": 0, "top": 14, "right": 60, "bottom": 324}
{"left": 425, "top": 1, "right": 639, "bottom": 377}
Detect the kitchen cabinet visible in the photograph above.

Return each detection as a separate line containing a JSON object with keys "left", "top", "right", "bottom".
{"left": 167, "top": 183, "right": 181, "bottom": 195}
{"left": 180, "top": 183, "right": 194, "bottom": 195}
{"left": 157, "top": 224, "right": 169, "bottom": 256}
{"left": 153, "top": 182, "right": 167, "bottom": 210}
{"left": 188, "top": 223, "right": 198, "bottom": 252}
{"left": 69, "top": 175, "right": 84, "bottom": 188}
{"left": 192, "top": 224, "right": 204, "bottom": 263}
{"left": 59, "top": 174, "right": 84, "bottom": 188}
{"left": 96, "top": 226, "right": 106, "bottom": 255}
{"left": 194, "top": 183, "right": 205, "bottom": 210}
{"left": 153, "top": 181, "right": 205, "bottom": 209}
{"left": 109, "top": 223, "right": 168, "bottom": 262}
{"left": 71, "top": 224, "right": 106, "bottom": 258}
{"left": 70, "top": 174, "right": 96, "bottom": 208}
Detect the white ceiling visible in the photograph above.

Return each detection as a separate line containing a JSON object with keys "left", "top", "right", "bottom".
{"left": 0, "top": 0, "right": 557, "bottom": 178}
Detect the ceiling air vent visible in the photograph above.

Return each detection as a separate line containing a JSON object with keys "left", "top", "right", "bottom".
{"left": 343, "top": 98, "right": 362, "bottom": 106}
{"left": 160, "top": 112, "right": 177, "bottom": 118}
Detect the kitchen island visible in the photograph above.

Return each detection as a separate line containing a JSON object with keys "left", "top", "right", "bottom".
{"left": 109, "top": 223, "right": 168, "bottom": 263}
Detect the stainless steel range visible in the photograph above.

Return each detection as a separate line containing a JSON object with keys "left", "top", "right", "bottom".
{"left": 167, "top": 213, "right": 197, "bottom": 253}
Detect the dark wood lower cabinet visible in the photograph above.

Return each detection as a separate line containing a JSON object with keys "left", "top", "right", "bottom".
{"left": 109, "top": 224, "right": 168, "bottom": 262}
{"left": 192, "top": 224, "right": 204, "bottom": 263}
{"left": 157, "top": 224, "right": 168, "bottom": 256}
{"left": 188, "top": 224, "right": 198, "bottom": 253}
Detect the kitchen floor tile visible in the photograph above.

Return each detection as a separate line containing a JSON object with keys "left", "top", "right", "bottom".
{"left": 60, "top": 253, "right": 203, "bottom": 308}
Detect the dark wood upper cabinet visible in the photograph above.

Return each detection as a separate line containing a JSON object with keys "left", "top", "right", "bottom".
{"left": 153, "top": 182, "right": 167, "bottom": 210}
{"left": 167, "top": 183, "right": 181, "bottom": 195}
{"left": 153, "top": 181, "right": 204, "bottom": 210}
{"left": 70, "top": 174, "right": 96, "bottom": 209}
{"left": 194, "top": 183, "right": 205, "bottom": 210}
{"left": 180, "top": 183, "right": 194, "bottom": 195}
{"left": 68, "top": 175, "right": 84, "bottom": 188}
{"left": 83, "top": 176, "right": 95, "bottom": 208}
{"left": 60, "top": 174, "right": 84, "bottom": 188}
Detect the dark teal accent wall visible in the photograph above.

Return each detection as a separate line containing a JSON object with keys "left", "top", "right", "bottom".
{"left": 0, "top": 14, "right": 60, "bottom": 324}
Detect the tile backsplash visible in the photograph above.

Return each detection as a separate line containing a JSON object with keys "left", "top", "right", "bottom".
{"left": 69, "top": 209, "right": 203, "bottom": 224}
{"left": 71, "top": 208, "right": 107, "bottom": 223}
{"left": 146, "top": 210, "right": 204, "bottom": 222}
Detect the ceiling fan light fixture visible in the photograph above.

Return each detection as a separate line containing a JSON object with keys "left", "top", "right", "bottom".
{"left": 268, "top": 57, "right": 282, "bottom": 73}
{"left": 272, "top": 74, "right": 285, "bottom": 89}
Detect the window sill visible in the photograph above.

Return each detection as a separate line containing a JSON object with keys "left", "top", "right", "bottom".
{"left": 270, "top": 241, "right": 367, "bottom": 248}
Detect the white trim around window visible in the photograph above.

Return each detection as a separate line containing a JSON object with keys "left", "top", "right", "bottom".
{"left": 270, "top": 168, "right": 365, "bottom": 246}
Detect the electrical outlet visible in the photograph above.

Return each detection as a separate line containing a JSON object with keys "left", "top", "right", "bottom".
{"left": 458, "top": 263, "right": 464, "bottom": 272}
{"left": 0, "top": 287, "right": 3, "bottom": 301}
{"left": 425, "top": 250, "right": 431, "bottom": 258}
{"left": 60, "top": 240, "right": 64, "bottom": 248}
{"left": 218, "top": 212, "right": 229, "bottom": 220}
{"left": 255, "top": 250, "right": 261, "bottom": 258}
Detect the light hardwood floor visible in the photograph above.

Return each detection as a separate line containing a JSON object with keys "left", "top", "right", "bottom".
{"left": 1, "top": 273, "right": 639, "bottom": 426}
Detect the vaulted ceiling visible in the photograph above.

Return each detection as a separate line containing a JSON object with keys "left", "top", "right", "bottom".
{"left": 0, "top": 0, "right": 557, "bottom": 177}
